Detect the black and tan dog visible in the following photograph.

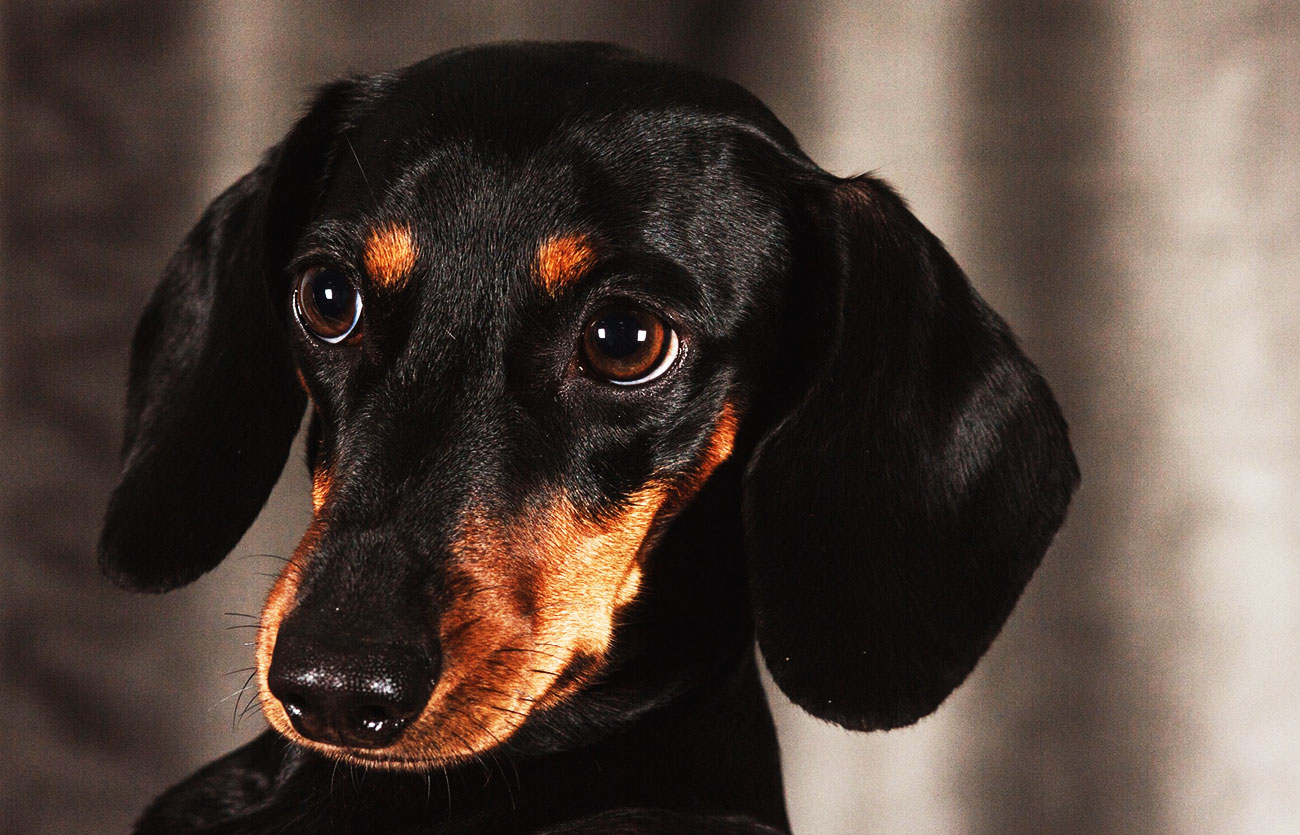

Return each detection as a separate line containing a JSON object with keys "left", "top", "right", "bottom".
{"left": 100, "top": 42, "right": 1078, "bottom": 834}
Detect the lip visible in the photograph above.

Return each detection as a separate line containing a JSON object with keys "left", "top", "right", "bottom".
{"left": 341, "top": 748, "right": 428, "bottom": 767}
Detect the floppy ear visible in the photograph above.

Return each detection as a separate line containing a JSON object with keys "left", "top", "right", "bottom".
{"left": 743, "top": 174, "right": 1079, "bottom": 731}
{"left": 99, "top": 81, "right": 361, "bottom": 592}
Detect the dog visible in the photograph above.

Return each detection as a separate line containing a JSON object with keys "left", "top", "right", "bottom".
{"left": 99, "top": 41, "right": 1078, "bottom": 834}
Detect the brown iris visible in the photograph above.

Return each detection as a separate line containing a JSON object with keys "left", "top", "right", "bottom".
{"left": 580, "top": 306, "right": 678, "bottom": 384}
{"left": 295, "top": 267, "right": 362, "bottom": 343}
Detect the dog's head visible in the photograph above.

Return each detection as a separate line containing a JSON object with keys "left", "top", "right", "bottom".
{"left": 100, "top": 43, "right": 1077, "bottom": 769}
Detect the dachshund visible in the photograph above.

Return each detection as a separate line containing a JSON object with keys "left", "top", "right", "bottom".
{"left": 99, "top": 41, "right": 1078, "bottom": 834}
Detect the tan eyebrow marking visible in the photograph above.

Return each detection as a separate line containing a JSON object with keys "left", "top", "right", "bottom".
{"left": 535, "top": 234, "right": 595, "bottom": 295}
{"left": 364, "top": 223, "right": 417, "bottom": 290}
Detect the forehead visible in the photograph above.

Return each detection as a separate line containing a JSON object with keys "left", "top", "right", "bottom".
{"left": 288, "top": 47, "right": 806, "bottom": 391}
{"left": 334, "top": 43, "right": 796, "bottom": 185}
{"left": 308, "top": 47, "right": 795, "bottom": 277}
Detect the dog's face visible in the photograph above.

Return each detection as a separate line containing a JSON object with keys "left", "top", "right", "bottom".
{"left": 258, "top": 61, "right": 792, "bottom": 766}
{"left": 100, "top": 43, "right": 1077, "bottom": 772}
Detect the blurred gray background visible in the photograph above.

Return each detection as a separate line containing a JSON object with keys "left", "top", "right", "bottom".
{"left": 3, "top": 2, "right": 1298, "bottom": 833}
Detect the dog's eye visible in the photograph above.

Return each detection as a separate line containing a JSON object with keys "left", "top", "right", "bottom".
{"left": 580, "top": 306, "right": 679, "bottom": 385}
{"left": 294, "top": 267, "right": 362, "bottom": 343}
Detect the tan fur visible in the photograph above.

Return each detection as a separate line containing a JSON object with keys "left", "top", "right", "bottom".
{"left": 364, "top": 223, "right": 418, "bottom": 290}
{"left": 310, "top": 467, "right": 331, "bottom": 515}
{"left": 535, "top": 234, "right": 595, "bottom": 295}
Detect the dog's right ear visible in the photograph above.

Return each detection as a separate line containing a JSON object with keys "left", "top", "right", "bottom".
{"left": 99, "top": 80, "right": 363, "bottom": 592}
{"left": 742, "top": 174, "right": 1078, "bottom": 731}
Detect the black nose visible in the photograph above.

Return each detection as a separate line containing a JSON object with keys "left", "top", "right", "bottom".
{"left": 268, "top": 633, "right": 437, "bottom": 749}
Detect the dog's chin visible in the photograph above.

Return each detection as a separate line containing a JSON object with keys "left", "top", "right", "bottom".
{"left": 274, "top": 728, "right": 488, "bottom": 773}
{"left": 326, "top": 745, "right": 448, "bottom": 772}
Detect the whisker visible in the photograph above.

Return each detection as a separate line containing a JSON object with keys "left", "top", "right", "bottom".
{"left": 237, "top": 553, "right": 291, "bottom": 564}
{"left": 488, "top": 704, "right": 529, "bottom": 718}
{"left": 233, "top": 670, "right": 258, "bottom": 727}
{"left": 446, "top": 729, "right": 493, "bottom": 781}
{"left": 212, "top": 672, "right": 258, "bottom": 710}
{"left": 494, "top": 646, "right": 566, "bottom": 663}
{"left": 468, "top": 684, "right": 538, "bottom": 703}
{"left": 488, "top": 750, "right": 517, "bottom": 810}
{"left": 483, "top": 658, "right": 563, "bottom": 679}
{"left": 441, "top": 616, "right": 483, "bottom": 643}
{"left": 239, "top": 694, "right": 269, "bottom": 722}
{"left": 529, "top": 641, "right": 574, "bottom": 652}
{"left": 343, "top": 134, "right": 377, "bottom": 206}
{"left": 463, "top": 715, "right": 520, "bottom": 808}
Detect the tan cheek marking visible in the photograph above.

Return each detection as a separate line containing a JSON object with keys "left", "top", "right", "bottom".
{"left": 364, "top": 223, "right": 417, "bottom": 290}
{"left": 531, "top": 488, "right": 665, "bottom": 656}
{"left": 692, "top": 402, "right": 738, "bottom": 488}
{"left": 535, "top": 234, "right": 595, "bottom": 295}
{"left": 311, "top": 468, "right": 331, "bottom": 515}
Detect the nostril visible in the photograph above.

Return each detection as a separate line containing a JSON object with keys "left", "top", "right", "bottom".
{"left": 354, "top": 704, "right": 397, "bottom": 731}
{"left": 267, "top": 675, "right": 338, "bottom": 745}
{"left": 346, "top": 704, "right": 412, "bottom": 748}
{"left": 279, "top": 694, "right": 311, "bottom": 727}
{"left": 268, "top": 634, "right": 436, "bottom": 749}
{"left": 285, "top": 700, "right": 339, "bottom": 744}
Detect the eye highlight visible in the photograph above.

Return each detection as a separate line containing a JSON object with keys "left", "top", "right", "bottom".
{"left": 294, "top": 267, "right": 362, "bottom": 343}
{"left": 580, "top": 306, "right": 679, "bottom": 385}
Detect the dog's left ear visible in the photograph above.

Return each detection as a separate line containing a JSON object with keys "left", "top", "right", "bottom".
{"left": 99, "top": 81, "right": 362, "bottom": 592}
{"left": 743, "top": 174, "right": 1079, "bottom": 731}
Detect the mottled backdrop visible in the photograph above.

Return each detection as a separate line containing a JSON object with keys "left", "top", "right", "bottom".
{"left": 3, "top": 2, "right": 1298, "bottom": 833}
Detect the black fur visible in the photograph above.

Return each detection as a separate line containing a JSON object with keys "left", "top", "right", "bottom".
{"left": 101, "top": 42, "right": 1078, "bottom": 834}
